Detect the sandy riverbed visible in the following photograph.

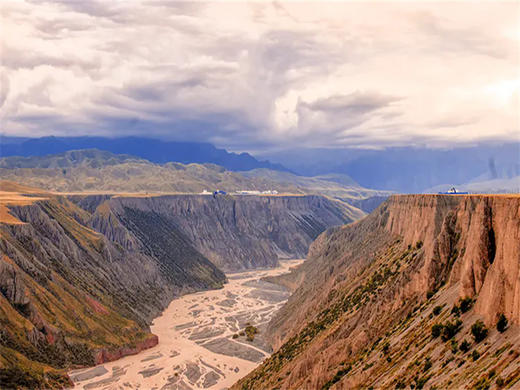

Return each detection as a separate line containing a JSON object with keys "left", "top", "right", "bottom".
{"left": 70, "top": 259, "right": 303, "bottom": 390}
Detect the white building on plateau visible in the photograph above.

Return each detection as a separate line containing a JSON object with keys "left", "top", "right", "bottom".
{"left": 234, "top": 190, "right": 279, "bottom": 195}
{"left": 236, "top": 190, "right": 261, "bottom": 195}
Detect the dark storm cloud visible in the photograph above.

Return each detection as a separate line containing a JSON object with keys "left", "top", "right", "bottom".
{"left": 300, "top": 92, "right": 400, "bottom": 116}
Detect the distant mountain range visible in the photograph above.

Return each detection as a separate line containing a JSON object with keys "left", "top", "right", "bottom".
{"left": 0, "top": 136, "right": 288, "bottom": 172}
{"left": 0, "top": 149, "right": 389, "bottom": 215}
{"left": 259, "top": 143, "right": 520, "bottom": 193}
{"left": 4, "top": 136, "right": 514, "bottom": 194}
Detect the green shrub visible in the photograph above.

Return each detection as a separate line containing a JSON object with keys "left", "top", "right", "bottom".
{"left": 474, "top": 377, "right": 490, "bottom": 390}
{"left": 321, "top": 365, "right": 352, "bottom": 390}
{"left": 496, "top": 377, "right": 505, "bottom": 388}
{"left": 451, "top": 305, "right": 460, "bottom": 317}
{"left": 451, "top": 340, "right": 458, "bottom": 354}
{"left": 459, "top": 297, "right": 474, "bottom": 313}
{"left": 416, "top": 241, "right": 423, "bottom": 249}
{"left": 431, "top": 324, "right": 443, "bottom": 338}
{"left": 471, "top": 321, "right": 488, "bottom": 343}
{"left": 497, "top": 314, "right": 508, "bottom": 333}
{"left": 459, "top": 339, "right": 471, "bottom": 353}
{"left": 442, "top": 320, "right": 462, "bottom": 341}
{"left": 415, "top": 375, "right": 429, "bottom": 389}
{"left": 232, "top": 334, "right": 238, "bottom": 339}
{"left": 382, "top": 341, "right": 390, "bottom": 354}
{"left": 245, "top": 325, "right": 258, "bottom": 342}
{"left": 423, "top": 357, "right": 432, "bottom": 372}
{"left": 432, "top": 306, "right": 442, "bottom": 315}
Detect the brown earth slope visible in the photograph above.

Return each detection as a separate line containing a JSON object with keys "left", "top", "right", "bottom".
{"left": 236, "top": 194, "right": 520, "bottom": 389}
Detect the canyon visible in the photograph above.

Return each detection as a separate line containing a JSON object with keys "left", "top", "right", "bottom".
{"left": 0, "top": 181, "right": 352, "bottom": 388}
{"left": 2, "top": 178, "right": 519, "bottom": 389}
{"left": 70, "top": 260, "right": 303, "bottom": 390}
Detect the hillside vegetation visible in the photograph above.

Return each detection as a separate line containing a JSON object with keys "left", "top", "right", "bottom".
{"left": 235, "top": 195, "right": 520, "bottom": 389}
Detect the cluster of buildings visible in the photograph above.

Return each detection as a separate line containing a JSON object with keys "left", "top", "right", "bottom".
{"left": 438, "top": 187, "right": 469, "bottom": 195}
{"left": 234, "top": 190, "right": 279, "bottom": 195}
{"left": 200, "top": 189, "right": 279, "bottom": 196}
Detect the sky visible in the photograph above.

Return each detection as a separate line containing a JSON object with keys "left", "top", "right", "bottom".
{"left": 1, "top": 1, "right": 519, "bottom": 152}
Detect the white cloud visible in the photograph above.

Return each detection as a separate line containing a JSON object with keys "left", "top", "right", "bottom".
{"left": 1, "top": 0, "right": 518, "bottom": 150}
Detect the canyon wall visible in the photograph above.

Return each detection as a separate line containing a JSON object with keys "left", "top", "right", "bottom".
{"left": 73, "top": 194, "right": 352, "bottom": 271}
{"left": 236, "top": 194, "right": 520, "bottom": 389}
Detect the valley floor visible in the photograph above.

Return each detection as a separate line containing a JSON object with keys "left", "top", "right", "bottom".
{"left": 69, "top": 260, "right": 303, "bottom": 390}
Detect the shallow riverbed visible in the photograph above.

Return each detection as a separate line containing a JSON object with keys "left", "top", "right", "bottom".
{"left": 70, "top": 259, "right": 303, "bottom": 390}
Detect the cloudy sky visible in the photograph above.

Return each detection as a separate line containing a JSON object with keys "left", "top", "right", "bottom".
{"left": 1, "top": 1, "right": 519, "bottom": 152}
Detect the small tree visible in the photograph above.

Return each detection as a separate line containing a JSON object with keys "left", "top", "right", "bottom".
{"left": 442, "top": 320, "right": 462, "bottom": 341}
{"left": 459, "top": 339, "right": 471, "bottom": 353}
{"left": 431, "top": 324, "right": 443, "bottom": 338}
{"left": 433, "top": 306, "right": 442, "bottom": 316}
{"left": 459, "top": 297, "right": 474, "bottom": 313}
{"left": 471, "top": 321, "right": 488, "bottom": 343}
{"left": 497, "top": 314, "right": 508, "bottom": 333}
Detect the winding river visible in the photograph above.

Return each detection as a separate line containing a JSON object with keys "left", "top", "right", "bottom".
{"left": 70, "top": 259, "right": 303, "bottom": 390}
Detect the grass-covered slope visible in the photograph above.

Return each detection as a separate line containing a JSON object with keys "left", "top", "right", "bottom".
{"left": 0, "top": 149, "right": 382, "bottom": 216}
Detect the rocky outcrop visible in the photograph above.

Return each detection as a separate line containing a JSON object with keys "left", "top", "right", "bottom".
{"left": 76, "top": 194, "right": 352, "bottom": 271}
{"left": 236, "top": 194, "right": 520, "bottom": 389}
{"left": 92, "top": 334, "right": 159, "bottom": 365}
{"left": 380, "top": 195, "right": 520, "bottom": 326}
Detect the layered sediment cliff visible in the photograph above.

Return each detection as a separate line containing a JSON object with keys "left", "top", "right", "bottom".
{"left": 72, "top": 194, "right": 352, "bottom": 271}
{"left": 237, "top": 194, "right": 520, "bottom": 389}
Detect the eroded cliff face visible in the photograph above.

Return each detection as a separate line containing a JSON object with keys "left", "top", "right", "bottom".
{"left": 0, "top": 195, "right": 225, "bottom": 388}
{"left": 236, "top": 195, "right": 520, "bottom": 389}
{"left": 381, "top": 195, "right": 520, "bottom": 326}
{"left": 73, "top": 194, "right": 352, "bottom": 271}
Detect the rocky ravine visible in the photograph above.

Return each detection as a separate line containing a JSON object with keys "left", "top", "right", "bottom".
{"left": 236, "top": 194, "right": 520, "bottom": 389}
{"left": 0, "top": 186, "right": 351, "bottom": 388}
{"left": 71, "top": 194, "right": 352, "bottom": 271}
